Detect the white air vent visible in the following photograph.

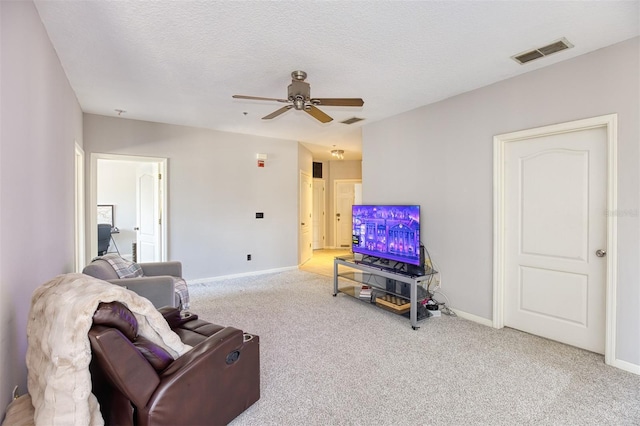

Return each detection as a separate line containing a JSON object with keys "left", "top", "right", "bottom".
{"left": 512, "top": 38, "right": 573, "bottom": 65}
{"left": 341, "top": 117, "right": 365, "bottom": 125}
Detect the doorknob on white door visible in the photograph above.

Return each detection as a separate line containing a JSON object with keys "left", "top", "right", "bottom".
{"left": 134, "top": 227, "right": 140, "bottom": 231}
{"left": 595, "top": 249, "right": 607, "bottom": 257}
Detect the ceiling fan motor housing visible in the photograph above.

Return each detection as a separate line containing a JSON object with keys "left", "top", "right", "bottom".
{"left": 288, "top": 80, "right": 311, "bottom": 110}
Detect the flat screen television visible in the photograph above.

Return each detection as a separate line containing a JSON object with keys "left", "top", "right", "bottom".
{"left": 352, "top": 205, "right": 421, "bottom": 266}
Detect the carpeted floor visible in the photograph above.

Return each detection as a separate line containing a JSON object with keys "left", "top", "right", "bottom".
{"left": 189, "top": 269, "right": 640, "bottom": 425}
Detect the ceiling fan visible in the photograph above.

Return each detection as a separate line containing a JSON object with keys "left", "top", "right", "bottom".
{"left": 232, "top": 70, "right": 364, "bottom": 123}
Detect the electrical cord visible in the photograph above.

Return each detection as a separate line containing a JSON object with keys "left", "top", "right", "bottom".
{"left": 431, "top": 290, "right": 457, "bottom": 317}
{"left": 420, "top": 246, "right": 456, "bottom": 317}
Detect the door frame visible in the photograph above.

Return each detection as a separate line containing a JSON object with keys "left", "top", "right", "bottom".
{"left": 75, "top": 143, "right": 86, "bottom": 272}
{"left": 333, "top": 179, "right": 361, "bottom": 249}
{"left": 493, "top": 114, "right": 618, "bottom": 367}
{"left": 90, "top": 153, "right": 168, "bottom": 261}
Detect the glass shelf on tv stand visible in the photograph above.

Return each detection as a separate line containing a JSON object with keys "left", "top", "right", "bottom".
{"left": 333, "top": 255, "right": 437, "bottom": 330}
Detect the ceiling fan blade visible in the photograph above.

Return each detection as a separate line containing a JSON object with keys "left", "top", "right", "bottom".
{"left": 262, "top": 105, "right": 293, "bottom": 120}
{"left": 311, "top": 98, "right": 364, "bottom": 107}
{"left": 233, "top": 95, "right": 289, "bottom": 103}
{"left": 305, "top": 105, "right": 333, "bottom": 123}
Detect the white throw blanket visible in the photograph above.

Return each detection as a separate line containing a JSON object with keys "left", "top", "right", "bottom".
{"left": 26, "top": 273, "right": 192, "bottom": 426}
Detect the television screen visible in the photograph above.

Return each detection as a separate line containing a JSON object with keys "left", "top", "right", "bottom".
{"left": 352, "top": 205, "right": 421, "bottom": 266}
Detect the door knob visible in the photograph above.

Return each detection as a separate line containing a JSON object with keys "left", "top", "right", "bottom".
{"left": 595, "top": 249, "right": 607, "bottom": 258}
{"left": 134, "top": 227, "right": 140, "bottom": 231}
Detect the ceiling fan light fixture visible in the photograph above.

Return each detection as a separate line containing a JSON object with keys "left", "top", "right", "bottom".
{"left": 331, "top": 149, "right": 344, "bottom": 160}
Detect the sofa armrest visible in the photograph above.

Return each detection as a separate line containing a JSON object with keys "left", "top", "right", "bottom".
{"left": 160, "top": 327, "right": 244, "bottom": 379}
{"left": 89, "top": 326, "right": 160, "bottom": 410}
{"left": 144, "top": 328, "right": 251, "bottom": 424}
{"left": 158, "top": 306, "right": 198, "bottom": 329}
{"left": 139, "top": 261, "right": 182, "bottom": 278}
{"left": 108, "top": 276, "right": 176, "bottom": 309}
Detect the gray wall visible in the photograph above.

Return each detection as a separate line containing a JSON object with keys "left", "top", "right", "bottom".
{"left": 0, "top": 1, "right": 83, "bottom": 413}
{"left": 362, "top": 37, "right": 639, "bottom": 365}
{"left": 84, "top": 114, "right": 300, "bottom": 280}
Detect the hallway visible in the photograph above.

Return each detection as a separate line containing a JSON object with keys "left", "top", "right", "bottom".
{"left": 299, "top": 249, "right": 350, "bottom": 277}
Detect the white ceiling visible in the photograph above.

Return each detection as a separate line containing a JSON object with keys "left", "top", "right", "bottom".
{"left": 34, "top": 1, "right": 639, "bottom": 160}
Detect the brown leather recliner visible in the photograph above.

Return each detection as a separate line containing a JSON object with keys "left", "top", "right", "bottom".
{"left": 88, "top": 302, "right": 260, "bottom": 426}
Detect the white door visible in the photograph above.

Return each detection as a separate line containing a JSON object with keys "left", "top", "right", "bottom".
{"left": 300, "top": 172, "right": 313, "bottom": 264}
{"left": 335, "top": 181, "right": 357, "bottom": 248}
{"left": 136, "top": 163, "right": 161, "bottom": 262}
{"left": 503, "top": 127, "right": 607, "bottom": 353}
{"left": 312, "top": 179, "right": 325, "bottom": 250}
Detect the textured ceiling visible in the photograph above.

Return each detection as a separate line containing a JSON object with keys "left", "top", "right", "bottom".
{"left": 34, "top": 1, "right": 639, "bottom": 160}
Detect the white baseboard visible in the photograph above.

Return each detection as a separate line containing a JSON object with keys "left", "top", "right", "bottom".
{"left": 188, "top": 265, "right": 298, "bottom": 285}
{"left": 454, "top": 310, "right": 640, "bottom": 376}
{"left": 451, "top": 308, "right": 494, "bottom": 328}
{"left": 610, "top": 358, "right": 640, "bottom": 375}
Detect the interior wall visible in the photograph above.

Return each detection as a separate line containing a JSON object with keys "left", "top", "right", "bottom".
{"left": 0, "top": 1, "right": 83, "bottom": 415}
{"left": 362, "top": 37, "right": 640, "bottom": 366}
{"left": 83, "top": 114, "right": 299, "bottom": 280}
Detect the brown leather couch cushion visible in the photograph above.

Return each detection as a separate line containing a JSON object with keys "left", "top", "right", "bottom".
{"left": 133, "top": 336, "right": 174, "bottom": 371}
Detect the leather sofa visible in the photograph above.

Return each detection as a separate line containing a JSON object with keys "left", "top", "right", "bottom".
{"left": 89, "top": 302, "right": 260, "bottom": 425}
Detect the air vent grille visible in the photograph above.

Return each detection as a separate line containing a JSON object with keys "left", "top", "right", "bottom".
{"left": 341, "top": 117, "right": 365, "bottom": 125}
{"left": 512, "top": 38, "right": 573, "bottom": 65}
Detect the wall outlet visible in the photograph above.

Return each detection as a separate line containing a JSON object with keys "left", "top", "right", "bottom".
{"left": 247, "top": 254, "right": 251, "bottom": 261}
{"left": 431, "top": 276, "right": 441, "bottom": 291}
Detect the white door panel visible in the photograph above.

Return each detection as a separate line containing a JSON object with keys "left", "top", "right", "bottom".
{"left": 312, "top": 179, "right": 325, "bottom": 250}
{"left": 300, "top": 172, "right": 313, "bottom": 264}
{"left": 504, "top": 127, "right": 606, "bottom": 353}
{"left": 335, "top": 181, "right": 358, "bottom": 248}
{"left": 137, "top": 164, "right": 160, "bottom": 262}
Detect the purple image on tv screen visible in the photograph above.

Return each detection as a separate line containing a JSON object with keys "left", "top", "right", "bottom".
{"left": 351, "top": 205, "right": 421, "bottom": 265}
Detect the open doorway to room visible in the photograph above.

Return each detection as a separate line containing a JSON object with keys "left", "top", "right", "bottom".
{"left": 300, "top": 159, "right": 361, "bottom": 277}
{"left": 89, "top": 153, "right": 167, "bottom": 262}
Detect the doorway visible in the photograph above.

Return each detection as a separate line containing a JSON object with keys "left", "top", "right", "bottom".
{"left": 90, "top": 153, "right": 168, "bottom": 262}
{"left": 334, "top": 179, "right": 361, "bottom": 248}
{"left": 493, "top": 114, "right": 617, "bottom": 365}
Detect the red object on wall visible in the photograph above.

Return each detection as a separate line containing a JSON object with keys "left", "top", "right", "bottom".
{"left": 257, "top": 160, "right": 265, "bottom": 167}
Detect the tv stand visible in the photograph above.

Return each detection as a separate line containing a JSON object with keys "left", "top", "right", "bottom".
{"left": 333, "top": 255, "right": 437, "bottom": 329}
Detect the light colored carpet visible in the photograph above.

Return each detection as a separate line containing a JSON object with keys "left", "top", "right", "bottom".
{"left": 189, "top": 270, "right": 640, "bottom": 425}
